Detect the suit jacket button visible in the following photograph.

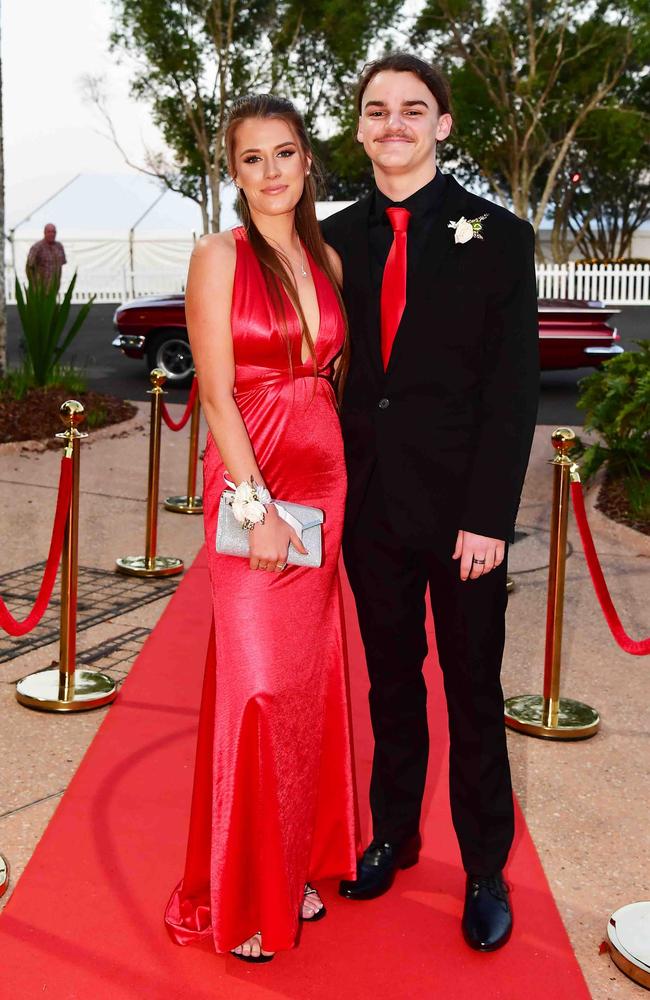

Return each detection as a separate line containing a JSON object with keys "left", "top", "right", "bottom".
{"left": 378, "top": 397, "right": 390, "bottom": 410}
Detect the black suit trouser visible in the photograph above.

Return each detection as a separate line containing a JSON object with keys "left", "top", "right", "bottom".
{"left": 343, "top": 469, "right": 515, "bottom": 876}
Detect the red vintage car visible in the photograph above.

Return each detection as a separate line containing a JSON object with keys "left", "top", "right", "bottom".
{"left": 112, "top": 295, "right": 623, "bottom": 385}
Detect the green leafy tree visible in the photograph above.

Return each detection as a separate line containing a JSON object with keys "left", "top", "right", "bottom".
{"left": 414, "top": 0, "right": 642, "bottom": 250}
{"left": 550, "top": 77, "right": 650, "bottom": 261}
{"left": 98, "top": 0, "right": 400, "bottom": 232}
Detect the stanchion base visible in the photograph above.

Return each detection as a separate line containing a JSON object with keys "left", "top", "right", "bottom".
{"left": 0, "top": 854, "right": 8, "bottom": 898}
{"left": 115, "top": 555, "right": 184, "bottom": 577}
{"left": 164, "top": 495, "right": 203, "bottom": 514}
{"left": 16, "top": 668, "right": 118, "bottom": 712}
{"left": 607, "top": 901, "right": 650, "bottom": 990}
{"left": 506, "top": 576, "right": 515, "bottom": 594}
{"left": 504, "top": 694, "right": 600, "bottom": 740}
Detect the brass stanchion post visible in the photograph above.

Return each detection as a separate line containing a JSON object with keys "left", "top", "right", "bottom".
{"left": 504, "top": 427, "right": 600, "bottom": 739}
{"left": 16, "top": 402, "right": 118, "bottom": 712}
{"left": 607, "top": 902, "right": 650, "bottom": 989}
{"left": 116, "top": 369, "right": 184, "bottom": 577}
{"left": 164, "top": 383, "right": 203, "bottom": 514}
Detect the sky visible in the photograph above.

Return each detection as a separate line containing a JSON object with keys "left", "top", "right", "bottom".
{"left": 3, "top": 0, "right": 166, "bottom": 223}
{"left": 2, "top": 0, "right": 354, "bottom": 236}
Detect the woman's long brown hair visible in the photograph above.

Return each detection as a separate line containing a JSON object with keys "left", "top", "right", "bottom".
{"left": 225, "top": 94, "right": 349, "bottom": 399}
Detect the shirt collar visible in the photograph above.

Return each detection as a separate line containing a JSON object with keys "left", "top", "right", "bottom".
{"left": 371, "top": 169, "right": 447, "bottom": 225}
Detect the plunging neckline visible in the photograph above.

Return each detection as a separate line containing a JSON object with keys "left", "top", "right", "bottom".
{"left": 235, "top": 226, "right": 323, "bottom": 367}
{"left": 295, "top": 245, "right": 322, "bottom": 366}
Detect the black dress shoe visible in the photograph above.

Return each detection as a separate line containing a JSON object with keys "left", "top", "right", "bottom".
{"left": 462, "top": 872, "right": 512, "bottom": 951}
{"left": 339, "top": 836, "right": 420, "bottom": 901}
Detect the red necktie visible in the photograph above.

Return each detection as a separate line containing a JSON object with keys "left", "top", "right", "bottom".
{"left": 380, "top": 206, "right": 411, "bottom": 370}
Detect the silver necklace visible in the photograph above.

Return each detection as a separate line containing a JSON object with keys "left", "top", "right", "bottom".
{"left": 266, "top": 234, "right": 307, "bottom": 278}
{"left": 298, "top": 242, "right": 307, "bottom": 278}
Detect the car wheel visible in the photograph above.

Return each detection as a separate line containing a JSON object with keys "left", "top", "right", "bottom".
{"left": 146, "top": 329, "right": 194, "bottom": 386}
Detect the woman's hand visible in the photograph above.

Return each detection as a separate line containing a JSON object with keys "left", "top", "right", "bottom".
{"left": 452, "top": 530, "right": 505, "bottom": 581}
{"left": 249, "top": 505, "right": 308, "bottom": 572}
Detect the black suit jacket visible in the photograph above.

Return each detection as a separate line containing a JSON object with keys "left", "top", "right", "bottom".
{"left": 322, "top": 175, "right": 539, "bottom": 544}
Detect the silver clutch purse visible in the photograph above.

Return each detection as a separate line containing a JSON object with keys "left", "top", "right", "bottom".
{"left": 215, "top": 490, "right": 324, "bottom": 568}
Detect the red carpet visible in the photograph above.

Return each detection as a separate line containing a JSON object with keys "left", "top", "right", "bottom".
{"left": 0, "top": 547, "right": 590, "bottom": 999}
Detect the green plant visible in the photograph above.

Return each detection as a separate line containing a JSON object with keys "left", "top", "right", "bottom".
{"left": 86, "top": 406, "right": 107, "bottom": 429}
{"left": 576, "top": 341, "right": 650, "bottom": 518}
{"left": 47, "top": 364, "right": 88, "bottom": 394}
{"left": 0, "top": 361, "right": 88, "bottom": 401}
{"left": 15, "top": 272, "right": 95, "bottom": 387}
{"left": 0, "top": 363, "right": 35, "bottom": 401}
{"left": 626, "top": 475, "right": 650, "bottom": 519}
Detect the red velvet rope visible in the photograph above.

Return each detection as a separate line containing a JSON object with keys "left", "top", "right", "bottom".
{"left": 570, "top": 481, "right": 650, "bottom": 655}
{"left": 161, "top": 377, "right": 198, "bottom": 432}
{"left": 0, "top": 455, "right": 73, "bottom": 637}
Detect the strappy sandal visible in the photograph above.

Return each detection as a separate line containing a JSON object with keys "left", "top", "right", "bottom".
{"left": 300, "top": 882, "right": 327, "bottom": 923}
{"left": 230, "top": 932, "right": 275, "bottom": 964}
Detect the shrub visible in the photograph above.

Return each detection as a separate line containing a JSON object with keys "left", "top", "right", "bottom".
{"left": 0, "top": 361, "right": 88, "bottom": 400}
{"left": 576, "top": 342, "right": 650, "bottom": 519}
{"left": 15, "top": 272, "right": 95, "bottom": 387}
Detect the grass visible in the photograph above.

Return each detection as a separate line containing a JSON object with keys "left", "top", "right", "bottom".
{"left": 0, "top": 363, "right": 88, "bottom": 401}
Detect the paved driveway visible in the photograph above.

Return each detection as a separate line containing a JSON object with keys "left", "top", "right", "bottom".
{"left": 5, "top": 303, "right": 648, "bottom": 424}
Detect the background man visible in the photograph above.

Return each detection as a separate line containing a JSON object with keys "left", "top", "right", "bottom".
{"left": 323, "top": 53, "right": 539, "bottom": 952}
{"left": 26, "top": 223, "right": 66, "bottom": 290}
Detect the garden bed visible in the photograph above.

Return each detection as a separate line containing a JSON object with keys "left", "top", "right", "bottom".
{"left": 0, "top": 387, "right": 137, "bottom": 447}
{"left": 596, "top": 473, "right": 650, "bottom": 537}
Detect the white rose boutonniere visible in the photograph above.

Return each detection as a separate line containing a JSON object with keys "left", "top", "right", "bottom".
{"left": 448, "top": 213, "right": 488, "bottom": 244}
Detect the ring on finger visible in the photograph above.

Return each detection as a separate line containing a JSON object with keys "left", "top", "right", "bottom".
{"left": 472, "top": 557, "right": 486, "bottom": 566}
{"left": 276, "top": 562, "right": 287, "bottom": 571}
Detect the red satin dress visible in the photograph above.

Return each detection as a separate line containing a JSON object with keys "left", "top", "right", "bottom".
{"left": 164, "top": 227, "right": 358, "bottom": 954}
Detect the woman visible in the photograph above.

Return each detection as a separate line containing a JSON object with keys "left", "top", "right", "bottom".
{"left": 164, "top": 95, "right": 358, "bottom": 963}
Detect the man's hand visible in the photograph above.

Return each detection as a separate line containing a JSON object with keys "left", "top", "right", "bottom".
{"left": 452, "top": 530, "right": 505, "bottom": 581}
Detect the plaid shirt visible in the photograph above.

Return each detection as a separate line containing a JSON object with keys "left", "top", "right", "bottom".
{"left": 26, "top": 239, "right": 67, "bottom": 287}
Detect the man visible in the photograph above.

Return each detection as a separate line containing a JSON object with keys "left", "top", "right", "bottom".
{"left": 322, "top": 53, "right": 538, "bottom": 951}
{"left": 26, "top": 223, "right": 66, "bottom": 290}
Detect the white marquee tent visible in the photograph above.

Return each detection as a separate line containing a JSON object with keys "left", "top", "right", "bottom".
{"left": 5, "top": 172, "right": 351, "bottom": 302}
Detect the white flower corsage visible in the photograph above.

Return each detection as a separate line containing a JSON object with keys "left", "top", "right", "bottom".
{"left": 448, "top": 214, "right": 488, "bottom": 244}
{"left": 228, "top": 476, "right": 272, "bottom": 530}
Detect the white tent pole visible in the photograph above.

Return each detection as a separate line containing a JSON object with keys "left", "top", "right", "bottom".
{"left": 128, "top": 188, "right": 167, "bottom": 297}
{"left": 7, "top": 173, "right": 82, "bottom": 252}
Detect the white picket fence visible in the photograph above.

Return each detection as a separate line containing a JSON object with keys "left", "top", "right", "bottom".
{"left": 5, "top": 268, "right": 187, "bottom": 305}
{"left": 5, "top": 262, "right": 650, "bottom": 306}
{"left": 535, "top": 262, "right": 650, "bottom": 305}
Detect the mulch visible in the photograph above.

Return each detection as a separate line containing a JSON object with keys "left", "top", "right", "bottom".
{"left": 596, "top": 473, "right": 650, "bottom": 537}
{"left": 0, "top": 387, "right": 137, "bottom": 447}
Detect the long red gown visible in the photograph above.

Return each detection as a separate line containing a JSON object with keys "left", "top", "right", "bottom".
{"left": 164, "top": 227, "right": 358, "bottom": 954}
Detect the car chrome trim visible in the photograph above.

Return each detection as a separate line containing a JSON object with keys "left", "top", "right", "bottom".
{"left": 113, "top": 334, "right": 146, "bottom": 349}
{"left": 538, "top": 306, "right": 622, "bottom": 315}
{"left": 584, "top": 345, "right": 625, "bottom": 356}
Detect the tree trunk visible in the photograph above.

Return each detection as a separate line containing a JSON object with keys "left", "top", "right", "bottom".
{"left": 0, "top": 44, "right": 6, "bottom": 379}
{"left": 199, "top": 175, "right": 210, "bottom": 235}
{"left": 209, "top": 168, "right": 221, "bottom": 234}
